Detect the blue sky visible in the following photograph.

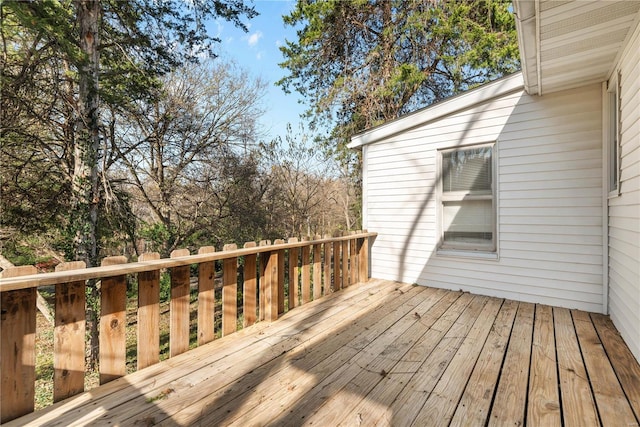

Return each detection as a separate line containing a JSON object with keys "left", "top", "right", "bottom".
{"left": 211, "top": 0, "right": 306, "bottom": 143}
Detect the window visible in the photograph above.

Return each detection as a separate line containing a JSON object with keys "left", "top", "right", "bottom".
{"left": 607, "top": 72, "right": 621, "bottom": 195}
{"left": 438, "top": 143, "right": 496, "bottom": 252}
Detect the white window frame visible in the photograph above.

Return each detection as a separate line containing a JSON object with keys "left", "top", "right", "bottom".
{"left": 606, "top": 72, "right": 621, "bottom": 197}
{"left": 437, "top": 142, "right": 497, "bottom": 254}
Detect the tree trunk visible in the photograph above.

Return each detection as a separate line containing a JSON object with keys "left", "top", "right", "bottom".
{"left": 73, "top": 0, "right": 101, "bottom": 369}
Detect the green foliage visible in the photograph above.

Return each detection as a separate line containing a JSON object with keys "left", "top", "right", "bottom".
{"left": 278, "top": 0, "right": 520, "bottom": 162}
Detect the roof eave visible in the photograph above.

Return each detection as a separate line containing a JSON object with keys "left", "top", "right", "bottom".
{"left": 348, "top": 73, "right": 524, "bottom": 149}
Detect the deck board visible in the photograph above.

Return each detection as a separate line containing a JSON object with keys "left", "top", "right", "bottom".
{"left": 8, "top": 279, "right": 640, "bottom": 427}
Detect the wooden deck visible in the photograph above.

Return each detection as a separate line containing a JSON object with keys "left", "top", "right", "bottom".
{"left": 9, "top": 279, "right": 640, "bottom": 426}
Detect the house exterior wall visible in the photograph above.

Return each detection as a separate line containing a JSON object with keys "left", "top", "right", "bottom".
{"left": 364, "top": 83, "right": 605, "bottom": 312}
{"left": 608, "top": 19, "right": 640, "bottom": 363}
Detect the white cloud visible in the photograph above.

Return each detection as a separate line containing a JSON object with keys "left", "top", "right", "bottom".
{"left": 247, "top": 31, "right": 263, "bottom": 47}
{"left": 275, "top": 40, "right": 282, "bottom": 48}
{"left": 256, "top": 51, "right": 263, "bottom": 60}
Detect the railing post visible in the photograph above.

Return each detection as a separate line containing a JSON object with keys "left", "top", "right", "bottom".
{"left": 358, "top": 233, "right": 369, "bottom": 283}
{"left": 100, "top": 256, "right": 128, "bottom": 384}
{"left": 243, "top": 242, "right": 258, "bottom": 327}
{"left": 170, "top": 249, "right": 190, "bottom": 357}
{"left": 301, "top": 236, "right": 311, "bottom": 304}
{"left": 313, "top": 236, "right": 322, "bottom": 300}
{"left": 323, "top": 234, "right": 332, "bottom": 293}
{"left": 197, "top": 247, "right": 216, "bottom": 346}
{"left": 288, "top": 238, "right": 299, "bottom": 309}
{"left": 274, "top": 239, "right": 285, "bottom": 314}
{"left": 0, "top": 265, "right": 37, "bottom": 423}
{"left": 222, "top": 244, "right": 238, "bottom": 336}
{"left": 54, "top": 261, "right": 86, "bottom": 402}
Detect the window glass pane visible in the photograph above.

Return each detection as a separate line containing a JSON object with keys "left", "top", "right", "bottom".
{"left": 443, "top": 200, "right": 493, "bottom": 245}
{"left": 443, "top": 146, "right": 492, "bottom": 193}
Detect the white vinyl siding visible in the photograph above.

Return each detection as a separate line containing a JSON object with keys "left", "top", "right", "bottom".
{"left": 363, "top": 79, "right": 604, "bottom": 312}
{"left": 607, "top": 19, "right": 640, "bottom": 363}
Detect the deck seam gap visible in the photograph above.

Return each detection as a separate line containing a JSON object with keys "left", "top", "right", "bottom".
{"left": 571, "top": 310, "right": 604, "bottom": 427}
{"left": 446, "top": 298, "right": 508, "bottom": 427}
{"left": 484, "top": 300, "right": 520, "bottom": 427}
{"left": 552, "top": 307, "right": 566, "bottom": 427}
{"left": 588, "top": 312, "right": 640, "bottom": 426}
{"left": 523, "top": 304, "right": 536, "bottom": 427}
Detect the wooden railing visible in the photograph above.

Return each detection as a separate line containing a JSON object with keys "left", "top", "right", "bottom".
{"left": 0, "top": 231, "right": 374, "bottom": 423}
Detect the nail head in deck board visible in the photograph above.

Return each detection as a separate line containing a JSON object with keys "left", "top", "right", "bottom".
{"left": 0, "top": 266, "right": 37, "bottom": 423}
{"left": 591, "top": 313, "right": 640, "bottom": 420}
{"left": 527, "top": 304, "right": 561, "bottom": 426}
{"left": 137, "top": 252, "right": 161, "bottom": 369}
{"left": 449, "top": 299, "right": 519, "bottom": 426}
{"left": 488, "top": 301, "right": 535, "bottom": 426}
{"left": 414, "top": 297, "right": 504, "bottom": 426}
{"left": 54, "top": 261, "right": 87, "bottom": 402}
{"left": 553, "top": 307, "right": 600, "bottom": 426}
{"left": 197, "top": 247, "right": 216, "bottom": 345}
{"left": 572, "top": 309, "right": 637, "bottom": 426}
{"left": 170, "top": 249, "right": 191, "bottom": 357}
{"left": 243, "top": 242, "right": 257, "bottom": 328}
{"left": 100, "top": 256, "right": 128, "bottom": 385}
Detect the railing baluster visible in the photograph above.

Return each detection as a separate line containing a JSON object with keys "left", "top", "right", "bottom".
{"left": 0, "top": 265, "right": 37, "bottom": 423}
{"left": 100, "top": 256, "right": 127, "bottom": 384}
{"left": 274, "top": 239, "right": 285, "bottom": 314}
{"left": 170, "top": 249, "right": 190, "bottom": 357}
{"left": 54, "top": 261, "right": 86, "bottom": 402}
{"left": 333, "top": 236, "right": 342, "bottom": 291}
{"left": 288, "top": 238, "right": 299, "bottom": 309}
{"left": 301, "top": 237, "right": 311, "bottom": 304}
{"left": 138, "top": 252, "right": 160, "bottom": 369}
{"left": 358, "top": 233, "right": 369, "bottom": 283}
{"left": 243, "top": 242, "right": 257, "bottom": 327}
{"left": 342, "top": 234, "right": 349, "bottom": 288}
{"left": 222, "top": 244, "right": 238, "bottom": 337}
{"left": 263, "top": 247, "right": 279, "bottom": 321}
{"left": 313, "top": 237, "right": 322, "bottom": 300}
{"left": 197, "top": 247, "right": 216, "bottom": 346}
{"left": 258, "top": 240, "right": 270, "bottom": 321}
{"left": 323, "top": 234, "right": 332, "bottom": 293}
{"left": 350, "top": 232, "right": 358, "bottom": 286}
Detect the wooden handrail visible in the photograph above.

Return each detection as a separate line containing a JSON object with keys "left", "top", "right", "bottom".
{"left": 0, "top": 232, "right": 376, "bottom": 292}
{"left": 0, "top": 231, "right": 375, "bottom": 423}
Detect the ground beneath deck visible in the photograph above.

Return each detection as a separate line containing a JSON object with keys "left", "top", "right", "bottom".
{"left": 11, "top": 279, "right": 640, "bottom": 426}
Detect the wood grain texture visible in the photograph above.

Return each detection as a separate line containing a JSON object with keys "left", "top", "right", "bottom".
{"left": 100, "top": 256, "right": 127, "bottom": 384}
{"left": 197, "top": 247, "right": 216, "bottom": 346}
{"left": 573, "top": 309, "right": 637, "bottom": 427}
{"left": 0, "top": 266, "right": 37, "bottom": 423}
{"left": 138, "top": 252, "right": 160, "bottom": 369}
{"left": 170, "top": 249, "right": 190, "bottom": 357}
{"left": 313, "top": 243, "right": 322, "bottom": 300}
{"left": 222, "top": 244, "right": 238, "bottom": 337}
{"left": 554, "top": 307, "right": 599, "bottom": 427}
{"left": 54, "top": 261, "right": 87, "bottom": 402}
{"left": 333, "top": 240, "right": 341, "bottom": 290}
{"left": 527, "top": 304, "right": 561, "bottom": 426}
{"left": 488, "top": 302, "right": 535, "bottom": 426}
{"left": 341, "top": 239, "right": 349, "bottom": 288}
{"left": 323, "top": 238, "right": 332, "bottom": 293}
{"left": 301, "top": 243, "right": 311, "bottom": 304}
{"left": 243, "top": 242, "right": 257, "bottom": 328}
{"left": 288, "top": 238, "right": 299, "bottom": 309}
